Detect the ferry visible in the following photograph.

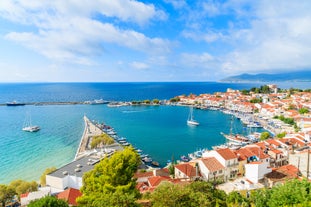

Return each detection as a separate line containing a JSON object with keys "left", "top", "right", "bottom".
{"left": 6, "top": 101, "right": 25, "bottom": 106}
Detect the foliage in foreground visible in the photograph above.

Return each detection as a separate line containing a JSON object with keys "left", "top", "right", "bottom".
{"left": 28, "top": 196, "right": 69, "bottom": 207}
{"left": 149, "top": 181, "right": 227, "bottom": 207}
{"left": 77, "top": 147, "right": 141, "bottom": 207}
{"left": 0, "top": 180, "right": 38, "bottom": 206}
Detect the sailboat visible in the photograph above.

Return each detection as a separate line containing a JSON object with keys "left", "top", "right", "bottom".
{"left": 22, "top": 112, "right": 40, "bottom": 132}
{"left": 221, "top": 115, "right": 250, "bottom": 147}
{"left": 187, "top": 107, "right": 199, "bottom": 126}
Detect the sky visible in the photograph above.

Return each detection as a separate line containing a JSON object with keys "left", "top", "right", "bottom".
{"left": 0, "top": 0, "right": 311, "bottom": 82}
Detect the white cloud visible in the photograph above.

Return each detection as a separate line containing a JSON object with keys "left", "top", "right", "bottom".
{"left": 220, "top": 1, "right": 311, "bottom": 75}
{"left": 164, "top": 0, "right": 187, "bottom": 9}
{"left": 130, "top": 61, "right": 149, "bottom": 70}
{"left": 0, "top": 0, "right": 170, "bottom": 64}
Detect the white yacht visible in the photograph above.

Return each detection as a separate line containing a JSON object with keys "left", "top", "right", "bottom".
{"left": 187, "top": 107, "right": 199, "bottom": 126}
{"left": 22, "top": 112, "right": 40, "bottom": 132}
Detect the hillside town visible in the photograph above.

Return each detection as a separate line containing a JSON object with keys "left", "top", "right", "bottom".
{"left": 8, "top": 85, "right": 311, "bottom": 206}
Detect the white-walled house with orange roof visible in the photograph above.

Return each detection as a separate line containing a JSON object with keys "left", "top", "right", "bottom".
{"left": 202, "top": 148, "right": 239, "bottom": 181}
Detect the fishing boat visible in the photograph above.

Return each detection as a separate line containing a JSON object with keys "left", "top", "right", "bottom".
{"left": 180, "top": 155, "right": 190, "bottom": 162}
{"left": 22, "top": 112, "right": 40, "bottom": 132}
{"left": 187, "top": 107, "right": 199, "bottom": 126}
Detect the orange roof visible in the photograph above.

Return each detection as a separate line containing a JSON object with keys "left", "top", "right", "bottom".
{"left": 20, "top": 192, "right": 29, "bottom": 198}
{"left": 57, "top": 188, "right": 82, "bottom": 206}
{"left": 134, "top": 171, "right": 153, "bottom": 179}
{"left": 277, "top": 164, "right": 299, "bottom": 177}
{"left": 148, "top": 176, "right": 171, "bottom": 187}
{"left": 175, "top": 163, "right": 198, "bottom": 178}
{"left": 265, "top": 139, "right": 282, "bottom": 147}
{"left": 216, "top": 148, "right": 237, "bottom": 160}
{"left": 201, "top": 157, "right": 225, "bottom": 172}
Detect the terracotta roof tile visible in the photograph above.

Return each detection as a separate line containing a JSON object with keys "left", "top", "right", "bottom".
{"left": 175, "top": 163, "right": 198, "bottom": 177}
{"left": 201, "top": 157, "right": 225, "bottom": 172}
{"left": 148, "top": 176, "right": 171, "bottom": 187}
{"left": 57, "top": 188, "right": 82, "bottom": 206}
{"left": 216, "top": 148, "right": 237, "bottom": 160}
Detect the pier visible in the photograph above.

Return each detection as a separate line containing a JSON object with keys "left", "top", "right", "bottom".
{"left": 74, "top": 116, "right": 105, "bottom": 160}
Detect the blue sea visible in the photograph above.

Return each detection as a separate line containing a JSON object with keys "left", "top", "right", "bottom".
{"left": 0, "top": 82, "right": 309, "bottom": 184}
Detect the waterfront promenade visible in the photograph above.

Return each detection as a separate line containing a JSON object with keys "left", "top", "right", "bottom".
{"left": 75, "top": 115, "right": 104, "bottom": 160}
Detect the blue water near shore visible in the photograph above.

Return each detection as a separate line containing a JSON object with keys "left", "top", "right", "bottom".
{"left": 0, "top": 82, "right": 309, "bottom": 184}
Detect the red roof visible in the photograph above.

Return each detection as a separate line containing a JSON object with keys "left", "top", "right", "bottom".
{"left": 201, "top": 157, "right": 225, "bottom": 172}
{"left": 175, "top": 163, "right": 198, "bottom": 178}
{"left": 57, "top": 188, "right": 82, "bottom": 206}
{"left": 147, "top": 176, "right": 172, "bottom": 187}
{"left": 216, "top": 148, "right": 238, "bottom": 160}
{"left": 20, "top": 192, "right": 29, "bottom": 198}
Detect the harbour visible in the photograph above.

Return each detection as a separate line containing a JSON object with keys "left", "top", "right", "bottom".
{"left": 0, "top": 82, "right": 309, "bottom": 184}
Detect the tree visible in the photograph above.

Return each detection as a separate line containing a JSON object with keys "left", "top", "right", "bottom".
{"left": 267, "top": 179, "right": 311, "bottom": 206}
{"left": 249, "top": 188, "right": 270, "bottom": 207}
{"left": 226, "top": 191, "right": 249, "bottom": 207}
{"left": 143, "top": 99, "right": 150, "bottom": 104}
{"left": 77, "top": 147, "right": 141, "bottom": 206}
{"left": 0, "top": 185, "right": 15, "bottom": 207}
{"left": 260, "top": 132, "right": 270, "bottom": 141}
{"left": 169, "top": 97, "right": 180, "bottom": 103}
{"left": 9, "top": 180, "right": 37, "bottom": 196}
{"left": 277, "top": 132, "right": 286, "bottom": 138}
{"left": 299, "top": 107, "right": 309, "bottom": 115}
{"left": 150, "top": 181, "right": 227, "bottom": 207}
{"left": 28, "top": 195, "right": 69, "bottom": 207}
{"left": 152, "top": 99, "right": 160, "bottom": 104}
{"left": 241, "top": 89, "right": 249, "bottom": 95}
{"left": 90, "top": 134, "right": 114, "bottom": 149}
{"left": 40, "top": 167, "right": 56, "bottom": 186}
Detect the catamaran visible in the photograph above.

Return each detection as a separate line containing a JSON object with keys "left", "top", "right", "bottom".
{"left": 187, "top": 107, "right": 199, "bottom": 126}
{"left": 22, "top": 112, "right": 40, "bottom": 132}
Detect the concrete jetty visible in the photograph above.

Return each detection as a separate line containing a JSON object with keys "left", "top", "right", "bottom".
{"left": 75, "top": 116, "right": 104, "bottom": 160}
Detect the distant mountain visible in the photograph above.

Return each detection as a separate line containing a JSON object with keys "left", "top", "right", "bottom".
{"left": 220, "top": 70, "right": 311, "bottom": 82}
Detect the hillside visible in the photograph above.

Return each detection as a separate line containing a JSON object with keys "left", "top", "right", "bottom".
{"left": 220, "top": 70, "right": 311, "bottom": 82}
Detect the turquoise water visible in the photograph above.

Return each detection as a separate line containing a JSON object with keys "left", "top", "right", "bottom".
{"left": 2, "top": 81, "right": 297, "bottom": 184}
{"left": 0, "top": 104, "right": 249, "bottom": 184}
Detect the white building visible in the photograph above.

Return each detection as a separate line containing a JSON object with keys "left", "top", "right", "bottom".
{"left": 197, "top": 157, "right": 225, "bottom": 181}
{"left": 245, "top": 161, "right": 272, "bottom": 184}
{"left": 46, "top": 156, "right": 99, "bottom": 192}
{"left": 202, "top": 148, "right": 239, "bottom": 181}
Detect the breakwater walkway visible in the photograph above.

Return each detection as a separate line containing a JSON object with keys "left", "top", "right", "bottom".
{"left": 75, "top": 116, "right": 103, "bottom": 160}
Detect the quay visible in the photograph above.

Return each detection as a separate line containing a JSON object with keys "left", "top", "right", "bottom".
{"left": 74, "top": 115, "right": 124, "bottom": 161}
{"left": 74, "top": 116, "right": 106, "bottom": 160}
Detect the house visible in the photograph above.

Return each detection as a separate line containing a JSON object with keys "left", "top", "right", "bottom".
{"left": 244, "top": 161, "right": 272, "bottom": 184}
{"left": 197, "top": 157, "right": 225, "bottom": 181}
{"left": 202, "top": 148, "right": 239, "bottom": 181}
{"left": 265, "top": 164, "right": 299, "bottom": 187}
{"left": 20, "top": 188, "right": 50, "bottom": 206}
{"left": 46, "top": 156, "right": 99, "bottom": 193}
{"left": 57, "top": 188, "right": 82, "bottom": 206}
{"left": 174, "top": 163, "right": 199, "bottom": 181}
